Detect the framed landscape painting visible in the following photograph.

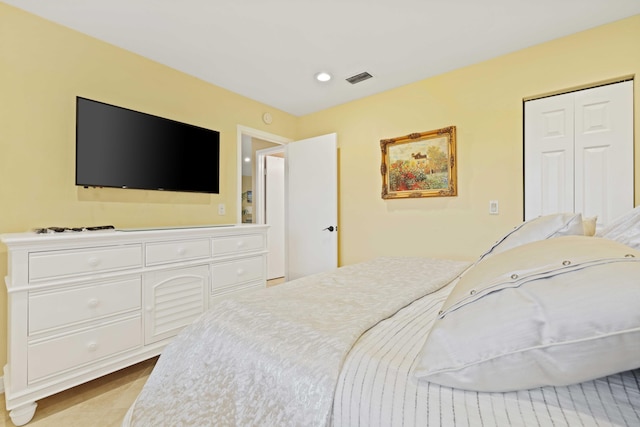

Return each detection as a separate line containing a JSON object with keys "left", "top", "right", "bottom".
{"left": 380, "top": 126, "right": 457, "bottom": 199}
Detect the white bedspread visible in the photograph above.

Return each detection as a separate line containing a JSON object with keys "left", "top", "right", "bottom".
{"left": 127, "top": 257, "right": 469, "bottom": 426}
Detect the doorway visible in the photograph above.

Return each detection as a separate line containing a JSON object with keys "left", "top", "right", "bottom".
{"left": 237, "top": 126, "right": 291, "bottom": 281}
{"left": 237, "top": 126, "right": 338, "bottom": 282}
{"left": 256, "top": 147, "right": 286, "bottom": 280}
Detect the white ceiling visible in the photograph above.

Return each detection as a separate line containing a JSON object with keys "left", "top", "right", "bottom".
{"left": 5, "top": 1, "right": 640, "bottom": 116}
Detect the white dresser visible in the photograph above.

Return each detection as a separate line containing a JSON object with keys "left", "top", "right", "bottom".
{"left": 1, "top": 224, "right": 268, "bottom": 426}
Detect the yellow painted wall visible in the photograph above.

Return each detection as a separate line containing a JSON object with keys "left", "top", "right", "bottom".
{"left": 298, "top": 14, "right": 640, "bottom": 266}
{"left": 0, "top": 3, "right": 297, "bottom": 367}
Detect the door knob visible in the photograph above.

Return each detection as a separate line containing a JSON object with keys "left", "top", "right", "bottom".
{"left": 323, "top": 226, "right": 337, "bottom": 232}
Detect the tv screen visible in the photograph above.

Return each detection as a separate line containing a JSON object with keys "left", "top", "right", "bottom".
{"left": 76, "top": 97, "right": 220, "bottom": 194}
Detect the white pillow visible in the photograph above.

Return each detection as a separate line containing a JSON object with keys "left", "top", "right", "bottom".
{"left": 414, "top": 236, "right": 640, "bottom": 392}
{"left": 596, "top": 205, "right": 640, "bottom": 250}
{"left": 478, "top": 213, "right": 585, "bottom": 261}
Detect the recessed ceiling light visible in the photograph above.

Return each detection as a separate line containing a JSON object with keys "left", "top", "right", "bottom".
{"left": 244, "top": 157, "right": 251, "bottom": 162}
{"left": 314, "top": 72, "right": 332, "bottom": 82}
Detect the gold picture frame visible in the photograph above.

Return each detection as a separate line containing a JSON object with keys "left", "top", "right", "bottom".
{"left": 380, "top": 126, "right": 457, "bottom": 199}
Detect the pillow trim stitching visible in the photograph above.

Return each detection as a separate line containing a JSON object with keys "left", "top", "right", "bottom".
{"left": 440, "top": 257, "right": 640, "bottom": 317}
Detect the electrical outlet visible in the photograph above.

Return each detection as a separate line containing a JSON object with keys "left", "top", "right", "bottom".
{"left": 489, "top": 200, "right": 499, "bottom": 215}
{"left": 218, "top": 203, "right": 226, "bottom": 215}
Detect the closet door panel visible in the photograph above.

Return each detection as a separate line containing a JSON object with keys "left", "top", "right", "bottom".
{"left": 524, "top": 94, "right": 575, "bottom": 220}
{"left": 574, "top": 81, "right": 634, "bottom": 227}
{"left": 581, "top": 146, "right": 608, "bottom": 223}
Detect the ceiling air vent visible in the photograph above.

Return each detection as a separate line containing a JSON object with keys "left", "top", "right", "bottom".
{"left": 346, "top": 72, "right": 373, "bottom": 84}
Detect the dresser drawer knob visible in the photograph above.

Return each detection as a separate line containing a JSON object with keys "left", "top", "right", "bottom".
{"left": 237, "top": 268, "right": 244, "bottom": 276}
{"left": 177, "top": 247, "right": 186, "bottom": 256}
{"left": 87, "top": 298, "right": 99, "bottom": 308}
{"left": 87, "top": 342, "right": 98, "bottom": 352}
{"left": 236, "top": 241, "right": 245, "bottom": 248}
{"left": 87, "top": 257, "right": 101, "bottom": 267}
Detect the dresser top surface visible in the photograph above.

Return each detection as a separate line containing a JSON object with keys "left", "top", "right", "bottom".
{"left": 1, "top": 224, "right": 269, "bottom": 247}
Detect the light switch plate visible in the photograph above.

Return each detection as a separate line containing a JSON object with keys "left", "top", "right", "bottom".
{"left": 489, "top": 200, "right": 499, "bottom": 215}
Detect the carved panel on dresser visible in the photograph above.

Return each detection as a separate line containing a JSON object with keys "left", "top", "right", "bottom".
{"left": 144, "top": 265, "right": 209, "bottom": 344}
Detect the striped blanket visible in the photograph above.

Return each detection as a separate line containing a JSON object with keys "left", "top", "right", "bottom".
{"left": 334, "top": 282, "right": 640, "bottom": 426}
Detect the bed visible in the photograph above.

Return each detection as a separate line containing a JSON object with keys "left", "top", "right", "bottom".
{"left": 124, "top": 209, "right": 640, "bottom": 426}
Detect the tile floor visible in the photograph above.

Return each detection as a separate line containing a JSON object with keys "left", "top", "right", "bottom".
{"left": 1, "top": 357, "right": 157, "bottom": 427}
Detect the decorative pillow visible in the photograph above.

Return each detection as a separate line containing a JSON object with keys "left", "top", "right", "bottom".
{"left": 478, "top": 213, "right": 585, "bottom": 261}
{"left": 596, "top": 205, "right": 640, "bottom": 250}
{"left": 414, "top": 236, "right": 640, "bottom": 392}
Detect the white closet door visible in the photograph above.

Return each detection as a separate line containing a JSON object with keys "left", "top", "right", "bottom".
{"left": 524, "top": 81, "right": 634, "bottom": 226}
{"left": 524, "top": 93, "right": 575, "bottom": 220}
{"left": 574, "top": 81, "right": 634, "bottom": 227}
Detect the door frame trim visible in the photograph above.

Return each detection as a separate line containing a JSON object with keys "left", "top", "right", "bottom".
{"left": 522, "top": 75, "right": 633, "bottom": 102}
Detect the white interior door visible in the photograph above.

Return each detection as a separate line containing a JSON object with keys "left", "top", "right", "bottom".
{"left": 286, "top": 133, "right": 338, "bottom": 280}
{"left": 524, "top": 81, "right": 633, "bottom": 227}
{"left": 573, "top": 81, "right": 634, "bottom": 227}
{"left": 265, "top": 155, "right": 285, "bottom": 279}
{"left": 524, "top": 93, "right": 575, "bottom": 220}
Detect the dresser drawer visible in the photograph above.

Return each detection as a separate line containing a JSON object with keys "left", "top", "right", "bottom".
{"left": 29, "top": 245, "right": 143, "bottom": 281}
{"left": 28, "top": 277, "right": 142, "bottom": 335}
{"left": 211, "top": 257, "right": 264, "bottom": 290}
{"left": 211, "top": 234, "right": 264, "bottom": 256}
{"left": 27, "top": 316, "right": 141, "bottom": 383}
{"left": 146, "top": 239, "right": 210, "bottom": 266}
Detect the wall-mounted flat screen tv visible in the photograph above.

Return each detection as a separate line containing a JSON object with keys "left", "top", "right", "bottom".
{"left": 76, "top": 97, "right": 220, "bottom": 194}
